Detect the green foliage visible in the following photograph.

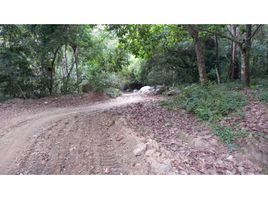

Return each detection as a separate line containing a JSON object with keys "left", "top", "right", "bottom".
{"left": 104, "top": 87, "right": 121, "bottom": 98}
{"left": 161, "top": 83, "right": 247, "bottom": 121}
{"left": 211, "top": 125, "right": 248, "bottom": 145}
{"left": 111, "top": 24, "right": 189, "bottom": 59}
{"left": 122, "top": 56, "right": 145, "bottom": 85}
{"left": 87, "top": 72, "right": 123, "bottom": 92}
{"left": 87, "top": 71, "right": 123, "bottom": 98}
{"left": 251, "top": 78, "right": 268, "bottom": 103}
{"left": 0, "top": 24, "right": 95, "bottom": 98}
{"left": 251, "top": 77, "right": 268, "bottom": 89}
{"left": 257, "top": 90, "right": 268, "bottom": 103}
{"left": 219, "top": 81, "right": 246, "bottom": 90}
{"left": 1, "top": 24, "right": 268, "bottom": 101}
{"left": 140, "top": 42, "right": 198, "bottom": 85}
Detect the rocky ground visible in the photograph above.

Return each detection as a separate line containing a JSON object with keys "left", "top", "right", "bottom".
{"left": 0, "top": 91, "right": 267, "bottom": 174}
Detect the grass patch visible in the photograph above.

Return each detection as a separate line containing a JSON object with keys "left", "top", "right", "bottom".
{"left": 160, "top": 83, "right": 247, "bottom": 121}
{"left": 251, "top": 77, "right": 268, "bottom": 89}
{"left": 256, "top": 90, "right": 268, "bottom": 103}
{"left": 211, "top": 125, "right": 248, "bottom": 145}
{"left": 250, "top": 78, "right": 268, "bottom": 103}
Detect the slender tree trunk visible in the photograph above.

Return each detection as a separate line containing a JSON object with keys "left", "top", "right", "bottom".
{"left": 15, "top": 82, "right": 26, "bottom": 99}
{"left": 64, "top": 45, "right": 68, "bottom": 76}
{"left": 229, "top": 25, "right": 240, "bottom": 80}
{"left": 186, "top": 25, "right": 208, "bottom": 85}
{"left": 49, "top": 47, "right": 60, "bottom": 95}
{"left": 72, "top": 46, "right": 80, "bottom": 92}
{"left": 49, "top": 59, "right": 55, "bottom": 95}
{"left": 61, "top": 45, "right": 77, "bottom": 93}
{"left": 215, "top": 35, "right": 221, "bottom": 84}
{"left": 49, "top": 69, "right": 53, "bottom": 95}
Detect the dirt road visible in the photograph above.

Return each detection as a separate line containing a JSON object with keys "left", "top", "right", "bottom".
{"left": 1, "top": 92, "right": 266, "bottom": 174}
{"left": 0, "top": 93, "right": 175, "bottom": 174}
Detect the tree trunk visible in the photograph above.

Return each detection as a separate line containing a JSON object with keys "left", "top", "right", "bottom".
{"left": 240, "top": 45, "right": 250, "bottom": 86}
{"left": 215, "top": 35, "right": 221, "bottom": 84}
{"left": 49, "top": 47, "right": 60, "bottom": 95}
{"left": 229, "top": 25, "right": 240, "bottom": 80}
{"left": 72, "top": 46, "right": 80, "bottom": 92}
{"left": 239, "top": 25, "right": 252, "bottom": 87}
{"left": 186, "top": 25, "right": 208, "bottom": 85}
{"left": 49, "top": 51, "right": 57, "bottom": 95}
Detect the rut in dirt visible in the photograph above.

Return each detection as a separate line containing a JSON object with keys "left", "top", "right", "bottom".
{"left": 12, "top": 114, "right": 144, "bottom": 174}
{"left": 0, "top": 93, "right": 165, "bottom": 175}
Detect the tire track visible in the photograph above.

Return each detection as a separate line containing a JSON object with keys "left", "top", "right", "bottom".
{"left": 0, "top": 93, "right": 160, "bottom": 174}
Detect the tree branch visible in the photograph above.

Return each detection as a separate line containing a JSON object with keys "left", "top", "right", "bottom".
{"left": 227, "top": 25, "right": 235, "bottom": 38}
{"left": 197, "top": 26, "right": 241, "bottom": 44}
{"left": 249, "top": 24, "right": 263, "bottom": 40}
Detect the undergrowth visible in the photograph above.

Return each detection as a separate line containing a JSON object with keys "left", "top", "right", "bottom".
{"left": 160, "top": 83, "right": 247, "bottom": 121}
{"left": 251, "top": 78, "right": 268, "bottom": 103}
{"left": 211, "top": 125, "right": 248, "bottom": 145}
{"left": 257, "top": 90, "right": 268, "bottom": 103}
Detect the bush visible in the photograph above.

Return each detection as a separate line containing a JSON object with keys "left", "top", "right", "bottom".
{"left": 212, "top": 125, "right": 248, "bottom": 145}
{"left": 87, "top": 72, "right": 123, "bottom": 92}
{"left": 249, "top": 78, "right": 268, "bottom": 103}
{"left": 161, "top": 83, "right": 247, "bottom": 121}
{"left": 257, "top": 90, "right": 268, "bottom": 103}
{"left": 104, "top": 87, "right": 121, "bottom": 98}
{"left": 251, "top": 77, "right": 268, "bottom": 89}
{"left": 220, "top": 81, "right": 245, "bottom": 91}
{"left": 140, "top": 42, "right": 199, "bottom": 86}
{"left": 147, "top": 69, "right": 177, "bottom": 86}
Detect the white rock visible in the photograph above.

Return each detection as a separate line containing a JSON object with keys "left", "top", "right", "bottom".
{"left": 154, "top": 85, "right": 167, "bottom": 95}
{"left": 226, "top": 155, "right": 233, "bottom": 161}
{"left": 167, "top": 88, "right": 180, "bottom": 96}
{"left": 150, "top": 160, "right": 172, "bottom": 174}
{"left": 133, "top": 143, "right": 147, "bottom": 156}
{"left": 145, "top": 149, "right": 155, "bottom": 157}
{"left": 216, "top": 160, "right": 224, "bottom": 165}
{"left": 139, "top": 86, "right": 155, "bottom": 94}
{"left": 193, "top": 138, "right": 206, "bottom": 148}
{"left": 226, "top": 170, "right": 233, "bottom": 175}
{"left": 238, "top": 166, "right": 244, "bottom": 174}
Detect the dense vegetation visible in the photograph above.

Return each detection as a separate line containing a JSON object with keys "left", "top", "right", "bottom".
{"left": 160, "top": 83, "right": 248, "bottom": 121}
{"left": 1, "top": 24, "right": 267, "bottom": 102}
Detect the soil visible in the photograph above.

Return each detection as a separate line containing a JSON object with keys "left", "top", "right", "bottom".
{"left": 0, "top": 92, "right": 267, "bottom": 174}
{"left": 0, "top": 93, "right": 172, "bottom": 174}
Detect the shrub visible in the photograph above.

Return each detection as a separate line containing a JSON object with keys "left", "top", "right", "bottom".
{"left": 161, "top": 83, "right": 247, "bottom": 121}
{"left": 147, "top": 69, "right": 177, "bottom": 86}
{"left": 104, "top": 87, "right": 121, "bottom": 98}
{"left": 211, "top": 125, "right": 248, "bottom": 145}
{"left": 257, "top": 90, "right": 268, "bottom": 103}
{"left": 220, "top": 81, "right": 245, "bottom": 91}
{"left": 87, "top": 72, "right": 123, "bottom": 92}
{"left": 140, "top": 42, "right": 198, "bottom": 86}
